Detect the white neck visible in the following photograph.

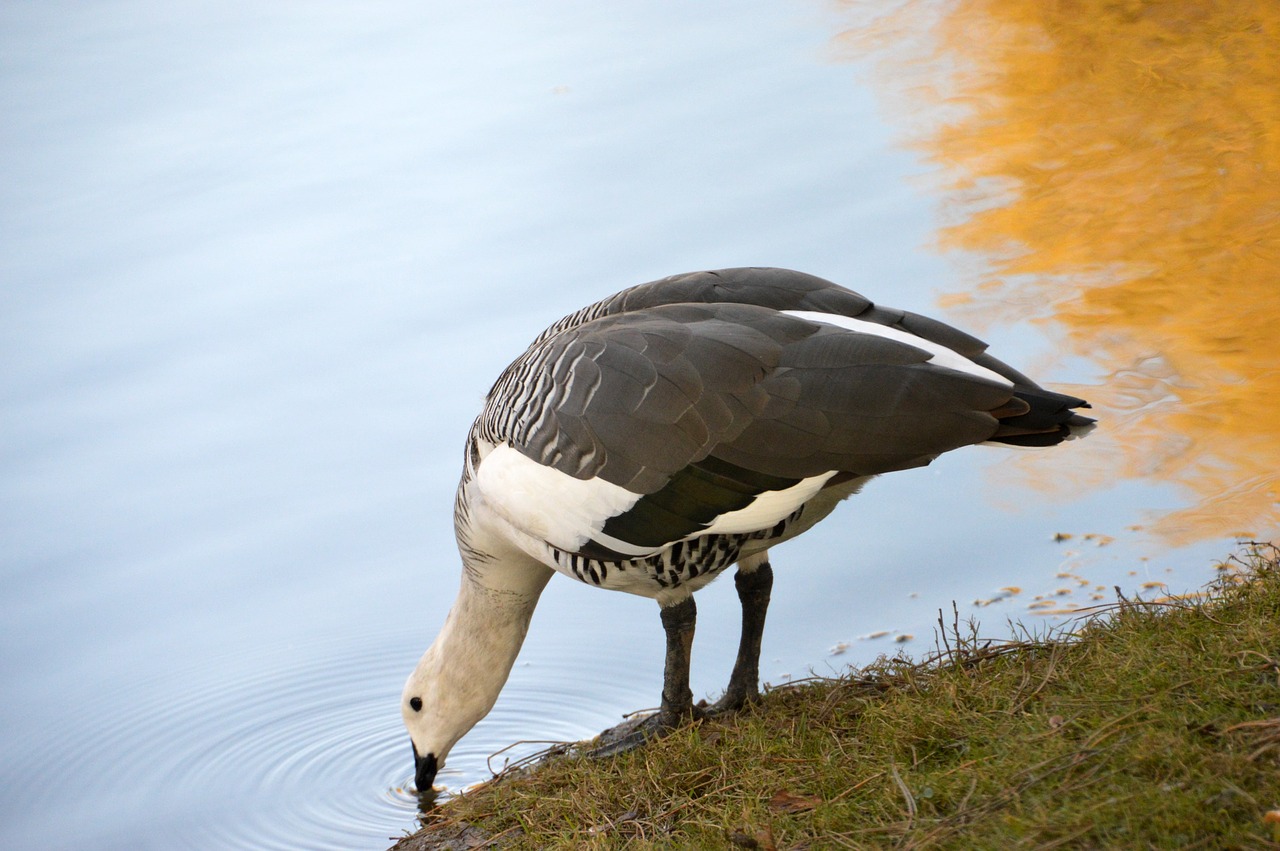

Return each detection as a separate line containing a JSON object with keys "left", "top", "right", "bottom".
{"left": 404, "top": 551, "right": 553, "bottom": 767}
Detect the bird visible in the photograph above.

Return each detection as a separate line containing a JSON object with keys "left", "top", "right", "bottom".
{"left": 401, "top": 267, "right": 1093, "bottom": 792}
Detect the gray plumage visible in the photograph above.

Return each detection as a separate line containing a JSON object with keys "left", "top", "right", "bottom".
{"left": 474, "top": 267, "right": 1090, "bottom": 557}
{"left": 405, "top": 267, "right": 1095, "bottom": 792}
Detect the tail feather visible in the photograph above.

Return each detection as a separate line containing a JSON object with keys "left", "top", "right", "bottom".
{"left": 989, "top": 389, "right": 1094, "bottom": 447}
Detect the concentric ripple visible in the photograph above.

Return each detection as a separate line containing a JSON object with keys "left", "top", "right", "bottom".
{"left": 0, "top": 621, "right": 653, "bottom": 850}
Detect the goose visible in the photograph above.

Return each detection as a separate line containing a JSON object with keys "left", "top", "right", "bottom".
{"left": 402, "top": 267, "right": 1093, "bottom": 792}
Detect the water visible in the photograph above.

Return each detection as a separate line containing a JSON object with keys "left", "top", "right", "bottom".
{"left": 3, "top": 2, "right": 1275, "bottom": 848}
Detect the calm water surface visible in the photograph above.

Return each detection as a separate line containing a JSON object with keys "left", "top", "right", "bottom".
{"left": 3, "top": 2, "right": 1275, "bottom": 848}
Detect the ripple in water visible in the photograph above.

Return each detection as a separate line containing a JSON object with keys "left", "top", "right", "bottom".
{"left": 1, "top": 624, "right": 653, "bottom": 850}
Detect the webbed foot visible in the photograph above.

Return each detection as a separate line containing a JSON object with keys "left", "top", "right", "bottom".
{"left": 590, "top": 709, "right": 694, "bottom": 757}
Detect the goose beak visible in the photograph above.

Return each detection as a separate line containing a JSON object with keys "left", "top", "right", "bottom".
{"left": 412, "top": 742, "right": 439, "bottom": 793}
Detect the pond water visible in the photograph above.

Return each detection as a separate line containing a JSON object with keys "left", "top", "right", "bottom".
{"left": 2, "top": 2, "right": 1275, "bottom": 848}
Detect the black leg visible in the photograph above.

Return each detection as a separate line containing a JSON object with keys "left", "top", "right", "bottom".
{"left": 591, "top": 595, "right": 699, "bottom": 756}
{"left": 655, "top": 595, "right": 698, "bottom": 726}
{"left": 708, "top": 561, "right": 773, "bottom": 714}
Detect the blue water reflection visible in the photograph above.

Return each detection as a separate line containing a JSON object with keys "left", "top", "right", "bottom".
{"left": 0, "top": 2, "right": 1235, "bottom": 849}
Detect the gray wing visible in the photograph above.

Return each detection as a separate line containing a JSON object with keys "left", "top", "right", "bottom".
{"left": 478, "top": 294, "right": 1022, "bottom": 553}
{"left": 531, "top": 267, "right": 1038, "bottom": 386}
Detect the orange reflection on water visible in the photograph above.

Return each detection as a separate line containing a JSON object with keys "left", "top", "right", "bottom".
{"left": 834, "top": 0, "right": 1280, "bottom": 544}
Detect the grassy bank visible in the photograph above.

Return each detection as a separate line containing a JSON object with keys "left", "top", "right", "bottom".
{"left": 391, "top": 545, "right": 1280, "bottom": 849}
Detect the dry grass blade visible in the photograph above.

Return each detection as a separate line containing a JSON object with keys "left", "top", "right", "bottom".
{"left": 392, "top": 544, "right": 1280, "bottom": 850}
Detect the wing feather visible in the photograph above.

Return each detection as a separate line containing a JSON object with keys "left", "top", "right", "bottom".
{"left": 475, "top": 268, "right": 1086, "bottom": 553}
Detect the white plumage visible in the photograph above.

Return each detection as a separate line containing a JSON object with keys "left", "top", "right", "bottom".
{"left": 475, "top": 443, "right": 644, "bottom": 555}
{"left": 400, "top": 268, "right": 1093, "bottom": 793}
{"left": 781, "top": 310, "right": 1015, "bottom": 386}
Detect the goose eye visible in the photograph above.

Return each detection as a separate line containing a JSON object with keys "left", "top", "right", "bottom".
{"left": 409, "top": 696, "right": 423, "bottom": 712}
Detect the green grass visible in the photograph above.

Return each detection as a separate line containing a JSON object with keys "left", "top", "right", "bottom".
{"left": 392, "top": 545, "right": 1280, "bottom": 849}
